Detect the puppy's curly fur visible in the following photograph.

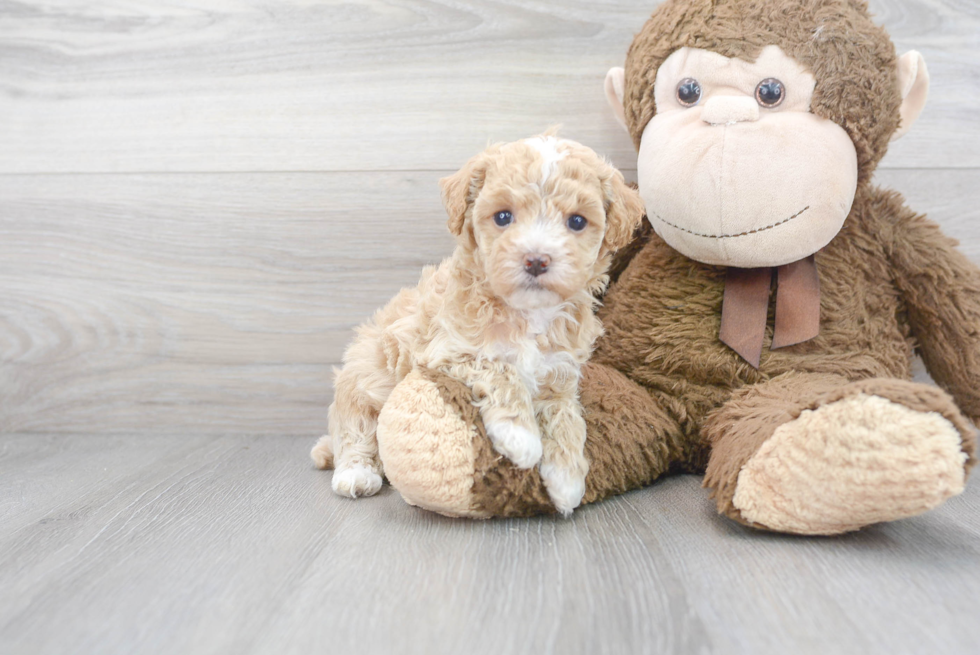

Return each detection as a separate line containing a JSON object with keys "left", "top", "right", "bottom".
{"left": 312, "top": 134, "right": 644, "bottom": 515}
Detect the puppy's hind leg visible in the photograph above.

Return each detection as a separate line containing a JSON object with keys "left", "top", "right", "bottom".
{"left": 322, "top": 332, "right": 399, "bottom": 498}
{"left": 320, "top": 287, "right": 421, "bottom": 498}
{"left": 328, "top": 383, "right": 385, "bottom": 498}
{"left": 328, "top": 363, "right": 393, "bottom": 498}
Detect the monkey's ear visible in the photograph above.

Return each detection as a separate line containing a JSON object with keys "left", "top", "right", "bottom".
{"left": 604, "top": 67, "right": 628, "bottom": 132}
{"left": 439, "top": 155, "right": 488, "bottom": 237}
{"left": 892, "top": 50, "right": 929, "bottom": 141}
{"left": 602, "top": 170, "right": 645, "bottom": 251}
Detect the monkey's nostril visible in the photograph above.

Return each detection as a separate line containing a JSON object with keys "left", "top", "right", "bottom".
{"left": 523, "top": 254, "right": 551, "bottom": 277}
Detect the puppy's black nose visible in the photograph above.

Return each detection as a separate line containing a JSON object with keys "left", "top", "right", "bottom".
{"left": 523, "top": 254, "right": 551, "bottom": 277}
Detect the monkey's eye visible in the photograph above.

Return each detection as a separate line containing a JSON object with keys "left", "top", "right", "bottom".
{"left": 755, "top": 78, "right": 785, "bottom": 107}
{"left": 566, "top": 215, "right": 588, "bottom": 232}
{"left": 676, "top": 78, "right": 702, "bottom": 107}
{"left": 493, "top": 210, "right": 513, "bottom": 227}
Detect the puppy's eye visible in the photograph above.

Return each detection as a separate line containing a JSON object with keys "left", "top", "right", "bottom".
{"left": 566, "top": 215, "right": 588, "bottom": 232}
{"left": 676, "top": 78, "right": 702, "bottom": 107}
{"left": 493, "top": 211, "right": 513, "bottom": 227}
{"left": 755, "top": 78, "right": 784, "bottom": 107}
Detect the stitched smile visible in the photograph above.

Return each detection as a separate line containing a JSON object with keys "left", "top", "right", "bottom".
{"left": 650, "top": 206, "right": 810, "bottom": 239}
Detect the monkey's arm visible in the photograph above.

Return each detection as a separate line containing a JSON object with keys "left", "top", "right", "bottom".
{"left": 879, "top": 187, "right": 980, "bottom": 423}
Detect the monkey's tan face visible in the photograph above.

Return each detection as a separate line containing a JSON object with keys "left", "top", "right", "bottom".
{"left": 637, "top": 45, "right": 858, "bottom": 267}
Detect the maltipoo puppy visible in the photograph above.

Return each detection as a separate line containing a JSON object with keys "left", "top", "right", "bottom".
{"left": 312, "top": 134, "right": 644, "bottom": 515}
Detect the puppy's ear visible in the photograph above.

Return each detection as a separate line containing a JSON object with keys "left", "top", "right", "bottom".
{"left": 601, "top": 168, "right": 645, "bottom": 251}
{"left": 440, "top": 152, "right": 491, "bottom": 238}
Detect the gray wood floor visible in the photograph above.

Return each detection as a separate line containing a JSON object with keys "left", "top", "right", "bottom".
{"left": 2, "top": 1, "right": 980, "bottom": 654}
{"left": 1, "top": 434, "right": 978, "bottom": 655}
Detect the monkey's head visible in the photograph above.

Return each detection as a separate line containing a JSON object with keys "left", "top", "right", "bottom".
{"left": 605, "top": 0, "right": 929, "bottom": 267}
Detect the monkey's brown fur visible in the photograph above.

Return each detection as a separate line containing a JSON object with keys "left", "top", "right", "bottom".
{"left": 371, "top": 0, "right": 979, "bottom": 532}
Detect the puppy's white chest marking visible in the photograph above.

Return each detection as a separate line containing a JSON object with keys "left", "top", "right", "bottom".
{"left": 525, "top": 306, "right": 561, "bottom": 336}
{"left": 493, "top": 338, "right": 546, "bottom": 394}
{"left": 515, "top": 339, "right": 546, "bottom": 392}
{"left": 491, "top": 306, "right": 577, "bottom": 393}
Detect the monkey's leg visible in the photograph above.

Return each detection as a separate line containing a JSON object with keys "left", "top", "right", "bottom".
{"left": 376, "top": 363, "right": 686, "bottom": 518}
{"left": 703, "top": 374, "right": 976, "bottom": 535}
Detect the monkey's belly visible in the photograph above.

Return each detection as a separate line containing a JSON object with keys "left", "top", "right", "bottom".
{"left": 595, "top": 236, "right": 913, "bottom": 394}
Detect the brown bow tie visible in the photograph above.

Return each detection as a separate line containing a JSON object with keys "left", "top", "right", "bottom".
{"left": 718, "top": 255, "right": 820, "bottom": 368}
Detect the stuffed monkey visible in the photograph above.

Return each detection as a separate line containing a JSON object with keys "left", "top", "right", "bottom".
{"left": 371, "top": 0, "right": 979, "bottom": 534}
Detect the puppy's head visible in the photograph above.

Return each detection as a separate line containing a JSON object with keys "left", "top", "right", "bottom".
{"left": 440, "top": 135, "right": 644, "bottom": 310}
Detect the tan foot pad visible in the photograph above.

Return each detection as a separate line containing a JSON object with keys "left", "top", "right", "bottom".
{"left": 732, "top": 394, "right": 968, "bottom": 535}
{"left": 377, "top": 369, "right": 488, "bottom": 518}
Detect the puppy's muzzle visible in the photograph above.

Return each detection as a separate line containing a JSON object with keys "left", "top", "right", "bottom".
{"left": 523, "top": 254, "right": 551, "bottom": 278}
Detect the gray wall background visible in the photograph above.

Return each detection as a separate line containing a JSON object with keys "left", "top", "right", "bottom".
{"left": 1, "top": 0, "right": 977, "bottom": 435}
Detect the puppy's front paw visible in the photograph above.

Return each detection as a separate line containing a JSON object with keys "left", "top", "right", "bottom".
{"left": 539, "top": 461, "right": 586, "bottom": 517}
{"left": 332, "top": 463, "right": 383, "bottom": 498}
{"left": 485, "top": 421, "right": 542, "bottom": 468}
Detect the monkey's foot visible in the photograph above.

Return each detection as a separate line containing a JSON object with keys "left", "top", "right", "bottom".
{"left": 732, "top": 393, "right": 969, "bottom": 534}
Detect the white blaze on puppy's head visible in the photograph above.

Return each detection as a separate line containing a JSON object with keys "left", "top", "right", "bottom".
{"left": 523, "top": 135, "right": 568, "bottom": 190}
{"left": 439, "top": 135, "right": 644, "bottom": 311}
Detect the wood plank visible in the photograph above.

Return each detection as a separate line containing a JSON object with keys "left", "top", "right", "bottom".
{"left": 0, "top": 171, "right": 454, "bottom": 434}
{"left": 0, "top": 432, "right": 218, "bottom": 533}
{"left": 0, "top": 434, "right": 977, "bottom": 654}
{"left": 2, "top": 168, "right": 978, "bottom": 435}
{"left": 0, "top": 0, "right": 976, "bottom": 174}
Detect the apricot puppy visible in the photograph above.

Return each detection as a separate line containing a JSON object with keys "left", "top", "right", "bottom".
{"left": 312, "top": 135, "right": 644, "bottom": 515}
